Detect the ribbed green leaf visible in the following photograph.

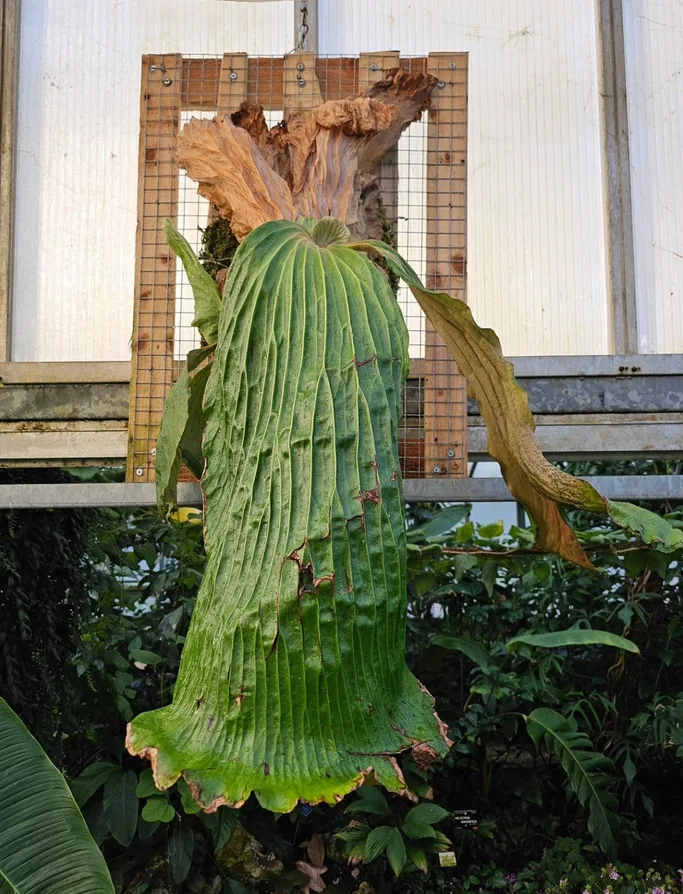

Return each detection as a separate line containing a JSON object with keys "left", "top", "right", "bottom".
{"left": 168, "top": 819, "right": 194, "bottom": 884}
{"left": 0, "top": 698, "right": 114, "bottom": 894}
{"left": 507, "top": 629, "right": 639, "bottom": 654}
{"left": 407, "top": 844, "right": 429, "bottom": 872}
{"left": 401, "top": 819, "right": 437, "bottom": 840}
{"left": 364, "top": 826, "right": 393, "bottom": 861}
{"left": 607, "top": 501, "right": 683, "bottom": 552}
{"left": 165, "top": 219, "right": 221, "bottom": 344}
{"left": 386, "top": 828, "right": 407, "bottom": 876}
{"left": 103, "top": 769, "right": 138, "bottom": 847}
{"left": 70, "top": 761, "right": 118, "bottom": 807}
{"left": 129, "top": 219, "right": 449, "bottom": 813}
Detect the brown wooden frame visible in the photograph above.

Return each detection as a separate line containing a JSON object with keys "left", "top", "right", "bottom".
{"left": 127, "top": 52, "right": 469, "bottom": 482}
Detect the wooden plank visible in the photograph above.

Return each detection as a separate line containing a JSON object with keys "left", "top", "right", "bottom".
{"left": 359, "top": 52, "right": 401, "bottom": 229}
{"left": 0, "top": 383, "right": 128, "bottom": 421}
{"left": 315, "top": 57, "right": 358, "bottom": 100}
{"left": 423, "top": 52, "right": 469, "bottom": 478}
{"left": 0, "top": 361, "right": 130, "bottom": 384}
{"left": 127, "top": 55, "right": 182, "bottom": 482}
{"left": 246, "top": 57, "right": 284, "bottom": 108}
{"left": 283, "top": 52, "right": 323, "bottom": 115}
{"left": 181, "top": 57, "right": 220, "bottom": 110}
{"left": 217, "top": 53, "right": 248, "bottom": 115}
{"left": 0, "top": 429, "right": 127, "bottom": 462}
{"left": 0, "top": 0, "right": 20, "bottom": 362}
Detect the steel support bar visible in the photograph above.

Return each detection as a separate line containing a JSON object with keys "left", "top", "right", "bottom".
{"left": 0, "top": 477, "right": 681, "bottom": 509}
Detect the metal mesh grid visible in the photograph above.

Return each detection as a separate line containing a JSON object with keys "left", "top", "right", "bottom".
{"left": 127, "top": 53, "right": 468, "bottom": 483}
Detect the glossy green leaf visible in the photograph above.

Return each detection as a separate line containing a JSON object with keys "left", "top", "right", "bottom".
{"left": 141, "top": 796, "right": 175, "bottom": 824}
{"left": 478, "top": 520, "right": 504, "bottom": 539}
{"left": 507, "top": 629, "right": 639, "bottom": 654}
{"left": 130, "top": 649, "right": 164, "bottom": 666}
{"left": 165, "top": 219, "right": 221, "bottom": 344}
{"left": 403, "top": 802, "right": 450, "bottom": 826}
{"left": 168, "top": 819, "right": 195, "bottom": 884}
{"left": 401, "top": 819, "right": 437, "bottom": 840}
{"left": 155, "top": 346, "right": 214, "bottom": 509}
{"left": 432, "top": 636, "right": 497, "bottom": 672}
{"left": 418, "top": 505, "right": 470, "bottom": 538}
{"left": 128, "top": 219, "right": 449, "bottom": 812}
{"left": 70, "top": 760, "right": 119, "bottom": 807}
{"left": 0, "top": 698, "right": 115, "bottom": 893}
{"left": 103, "top": 769, "right": 139, "bottom": 847}
{"left": 136, "top": 768, "right": 160, "bottom": 798}
{"left": 346, "top": 786, "right": 391, "bottom": 817}
{"left": 364, "top": 826, "right": 393, "bottom": 861}
{"left": 386, "top": 828, "right": 407, "bottom": 876}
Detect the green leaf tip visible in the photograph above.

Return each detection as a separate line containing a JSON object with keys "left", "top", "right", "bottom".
{"left": 507, "top": 628, "right": 640, "bottom": 654}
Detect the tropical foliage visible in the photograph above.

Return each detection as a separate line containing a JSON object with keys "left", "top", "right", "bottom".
{"left": 1, "top": 485, "right": 678, "bottom": 890}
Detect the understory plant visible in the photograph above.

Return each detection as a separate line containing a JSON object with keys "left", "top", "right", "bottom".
{"left": 126, "top": 70, "right": 683, "bottom": 817}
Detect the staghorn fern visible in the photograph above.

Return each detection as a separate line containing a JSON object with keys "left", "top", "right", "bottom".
{"left": 128, "top": 86, "right": 683, "bottom": 815}
{"left": 127, "top": 217, "right": 451, "bottom": 812}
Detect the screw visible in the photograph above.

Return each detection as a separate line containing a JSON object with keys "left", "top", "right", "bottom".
{"left": 297, "top": 77, "right": 306, "bottom": 87}
{"left": 449, "top": 62, "right": 457, "bottom": 70}
{"left": 437, "top": 80, "right": 446, "bottom": 90}
{"left": 135, "top": 468, "right": 144, "bottom": 477}
{"left": 370, "top": 63, "right": 379, "bottom": 71}
{"left": 296, "top": 62, "right": 305, "bottom": 71}
{"left": 163, "top": 78, "right": 172, "bottom": 86}
{"left": 150, "top": 448, "right": 157, "bottom": 456}
{"left": 447, "top": 449, "right": 455, "bottom": 458}
{"left": 432, "top": 466, "right": 442, "bottom": 475}
{"left": 150, "top": 65, "right": 158, "bottom": 73}
{"left": 230, "top": 71, "right": 239, "bottom": 81}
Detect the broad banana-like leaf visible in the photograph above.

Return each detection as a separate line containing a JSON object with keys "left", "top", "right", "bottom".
{"left": 128, "top": 218, "right": 450, "bottom": 813}
{"left": 348, "top": 239, "right": 683, "bottom": 568}
{"left": 0, "top": 698, "right": 115, "bottom": 894}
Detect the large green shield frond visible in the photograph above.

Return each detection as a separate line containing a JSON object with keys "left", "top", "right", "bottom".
{"left": 128, "top": 219, "right": 450, "bottom": 813}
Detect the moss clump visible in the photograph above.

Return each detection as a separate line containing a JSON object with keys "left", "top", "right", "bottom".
{"left": 198, "top": 217, "right": 239, "bottom": 281}
{"left": 377, "top": 197, "right": 400, "bottom": 294}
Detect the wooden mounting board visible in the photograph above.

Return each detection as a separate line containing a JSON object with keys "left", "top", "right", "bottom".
{"left": 128, "top": 52, "right": 469, "bottom": 483}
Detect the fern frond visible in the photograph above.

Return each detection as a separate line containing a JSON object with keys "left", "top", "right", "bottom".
{"left": 526, "top": 707, "right": 619, "bottom": 857}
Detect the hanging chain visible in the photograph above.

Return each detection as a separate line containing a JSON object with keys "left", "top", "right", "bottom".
{"left": 295, "top": 1, "right": 309, "bottom": 52}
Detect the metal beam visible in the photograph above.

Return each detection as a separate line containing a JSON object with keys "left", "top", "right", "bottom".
{"left": 508, "top": 354, "right": 681, "bottom": 377}
{"left": 0, "top": 476, "right": 681, "bottom": 509}
{"left": 599, "top": 0, "right": 638, "bottom": 354}
{"left": 0, "top": 0, "right": 21, "bottom": 362}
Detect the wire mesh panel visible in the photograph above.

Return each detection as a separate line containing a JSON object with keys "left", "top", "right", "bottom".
{"left": 127, "top": 53, "right": 468, "bottom": 482}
